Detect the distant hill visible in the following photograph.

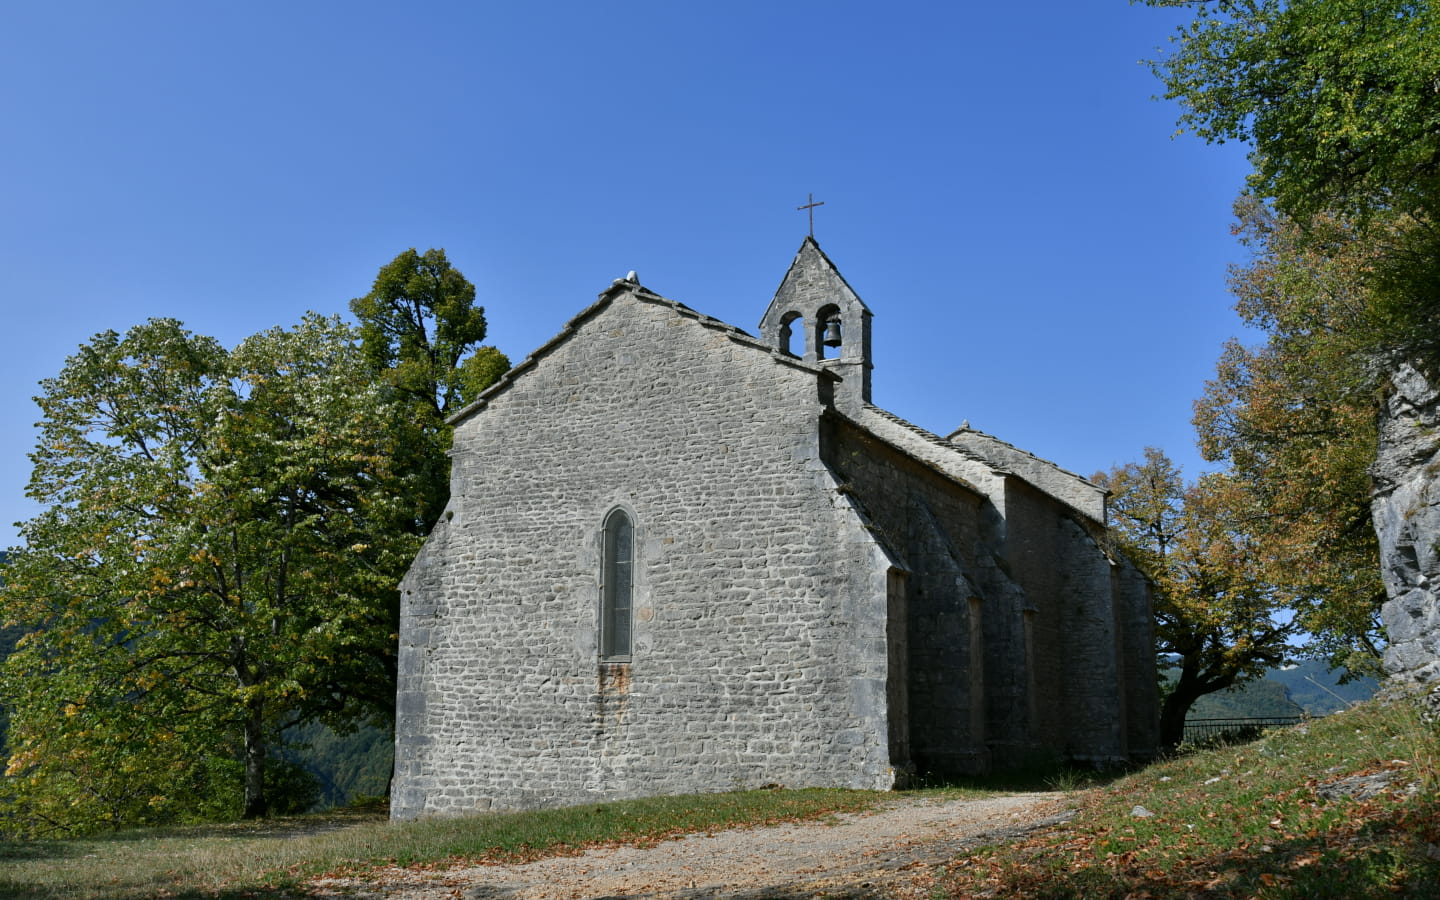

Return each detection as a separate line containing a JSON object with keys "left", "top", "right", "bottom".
{"left": 285, "top": 721, "right": 393, "bottom": 808}
{"left": 1176, "top": 659, "right": 1379, "bottom": 723}
{"left": 1268, "top": 659, "right": 1379, "bottom": 715}
{"left": 1186, "top": 676, "right": 1304, "bottom": 719}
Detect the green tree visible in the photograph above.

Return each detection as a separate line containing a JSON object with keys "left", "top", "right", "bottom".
{"left": 342, "top": 251, "right": 509, "bottom": 769}
{"left": 1, "top": 315, "right": 417, "bottom": 831}
{"left": 1096, "top": 448, "right": 1294, "bottom": 748}
{"left": 350, "top": 248, "right": 490, "bottom": 421}
{"left": 349, "top": 248, "right": 509, "bottom": 533}
{"left": 458, "top": 344, "right": 513, "bottom": 406}
{"left": 1145, "top": 1, "right": 1430, "bottom": 669}
{"left": 1146, "top": 0, "right": 1440, "bottom": 365}
{"left": 1144, "top": 0, "right": 1440, "bottom": 223}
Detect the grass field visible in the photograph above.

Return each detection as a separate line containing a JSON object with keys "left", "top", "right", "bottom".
{"left": 0, "top": 786, "right": 892, "bottom": 899}
{"left": 2, "top": 691, "right": 1435, "bottom": 899}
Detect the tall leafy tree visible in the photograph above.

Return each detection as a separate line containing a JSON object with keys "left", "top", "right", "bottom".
{"left": 350, "top": 248, "right": 510, "bottom": 533}
{"left": 1195, "top": 198, "right": 1389, "bottom": 670}
{"left": 2, "top": 316, "right": 417, "bottom": 830}
{"left": 350, "top": 248, "right": 490, "bottom": 421}
{"left": 1145, "top": 1, "right": 1435, "bottom": 668}
{"left": 1097, "top": 448, "right": 1294, "bottom": 748}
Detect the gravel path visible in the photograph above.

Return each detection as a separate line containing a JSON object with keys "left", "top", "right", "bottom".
{"left": 308, "top": 792, "right": 1073, "bottom": 899}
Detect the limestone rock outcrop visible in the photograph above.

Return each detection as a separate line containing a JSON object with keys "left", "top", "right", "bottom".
{"left": 1373, "top": 363, "right": 1440, "bottom": 682}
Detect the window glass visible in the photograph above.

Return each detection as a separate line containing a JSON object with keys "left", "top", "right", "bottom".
{"left": 602, "top": 511, "right": 633, "bottom": 659}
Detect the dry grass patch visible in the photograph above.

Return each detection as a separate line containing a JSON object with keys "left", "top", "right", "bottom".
{"left": 929, "top": 693, "right": 1440, "bottom": 898}
{"left": 0, "top": 788, "right": 882, "bottom": 899}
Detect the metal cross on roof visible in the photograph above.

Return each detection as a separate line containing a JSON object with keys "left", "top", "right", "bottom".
{"left": 797, "top": 193, "right": 825, "bottom": 237}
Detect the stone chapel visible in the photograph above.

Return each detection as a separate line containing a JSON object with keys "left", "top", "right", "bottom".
{"left": 390, "top": 237, "right": 1159, "bottom": 819}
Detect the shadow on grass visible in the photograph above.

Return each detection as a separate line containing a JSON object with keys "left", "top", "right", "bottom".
{"left": 0, "top": 883, "right": 306, "bottom": 900}
{"left": 903, "top": 753, "right": 1136, "bottom": 794}
{"left": 0, "top": 839, "right": 82, "bottom": 862}
{"left": 7, "top": 807, "right": 386, "bottom": 847}
{"left": 929, "top": 729, "right": 1276, "bottom": 796}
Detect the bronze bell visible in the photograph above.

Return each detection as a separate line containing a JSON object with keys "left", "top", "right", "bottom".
{"left": 822, "top": 318, "right": 843, "bottom": 348}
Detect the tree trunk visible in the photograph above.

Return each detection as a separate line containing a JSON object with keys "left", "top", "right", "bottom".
{"left": 1160, "top": 668, "right": 1236, "bottom": 750}
{"left": 1159, "top": 688, "right": 1197, "bottom": 750}
{"left": 242, "top": 703, "right": 268, "bottom": 819}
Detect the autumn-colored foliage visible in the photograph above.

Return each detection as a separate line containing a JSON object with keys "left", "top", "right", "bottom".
{"left": 1194, "top": 199, "right": 1389, "bottom": 673}
{"left": 1095, "top": 449, "right": 1292, "bottom": 748}
{"left": 1145, "top": 1, "right": 1440, "bottom": 671}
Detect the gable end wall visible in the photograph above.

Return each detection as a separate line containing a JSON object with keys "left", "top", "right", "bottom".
{"left": 392, "top": 293, "right": 896, "bottom": 819}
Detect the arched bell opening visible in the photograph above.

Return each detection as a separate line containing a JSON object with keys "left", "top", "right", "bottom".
{"left": 815, "top": 303, "right": 842, "bottom": 360}
{"left": 778, "top": 311, "right": 804, "bottom": 358}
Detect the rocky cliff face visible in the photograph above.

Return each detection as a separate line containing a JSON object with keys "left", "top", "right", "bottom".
{"left": 1372, "top": 363, "right": 1440, "bottom": 682}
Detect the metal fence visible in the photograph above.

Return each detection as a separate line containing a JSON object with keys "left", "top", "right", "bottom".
{"left": 1182, "top": 716, "right": 1308, "bottom": 745}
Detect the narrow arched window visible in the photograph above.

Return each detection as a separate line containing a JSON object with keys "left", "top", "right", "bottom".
{"left": 601, "top": 509, "right": 633, "bottom": 659}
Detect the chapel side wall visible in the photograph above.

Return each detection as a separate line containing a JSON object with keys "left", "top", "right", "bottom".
{"left": 391, "top": 294, "right": 894, "bottom": 819}
{"left": 1113, "top": 555, "right": 1160, "bottom": 761}
{"left": 1001, "top": 480, "right": 1127, "bottom": 764}
{"left": 820, "top": 417, "right": 1000, "bottom": 776}
{"left": 999, "top": 482, "right": 1066, "bottom": 754}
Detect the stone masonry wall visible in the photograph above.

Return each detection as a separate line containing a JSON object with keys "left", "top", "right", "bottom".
{"left": 820, "top": 416, "right": 1001, "bottom": 775}
{"left": 391, "top": 289, "right": 896, "bottom": 820}
{"left": 1112, "top": 553, "right": 1160, "bottom": 760}
{"left": 1001, "top": 481, "right": 1129, "bottom": 765}
{"left": 820, "top": 415, "right": 1155, "bottom": 772}
{"left": 1056, "top": 517, "right": 1128, "bottom": 764}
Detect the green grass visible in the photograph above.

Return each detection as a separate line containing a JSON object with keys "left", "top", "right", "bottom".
{"left": 932, "top": 691, "right": 1440, "bottom": 898}
{"left": 0, "top": 787, "right": 883, "bottom": 899}
{"left": 13, "top": 697, "right": 1430, "bottom": 900}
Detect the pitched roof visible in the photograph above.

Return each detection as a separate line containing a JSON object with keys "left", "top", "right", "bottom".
{"left": 447, "top": 279, "right": 835, "bottom": 427}
{"left": 447, "top": 269, "right": 1106, "bottom": 524}
{"left": 946, "top": 424, "right": 1107, "bottom": 522}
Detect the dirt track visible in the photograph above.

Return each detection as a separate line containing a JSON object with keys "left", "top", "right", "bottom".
{"left": 307, "top": 792, "right": 1073, "bottom": 899}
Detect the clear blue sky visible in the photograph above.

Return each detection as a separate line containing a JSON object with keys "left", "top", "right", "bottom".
{"left": 0, "top": 1, "right": 1255, "bottom": 548}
